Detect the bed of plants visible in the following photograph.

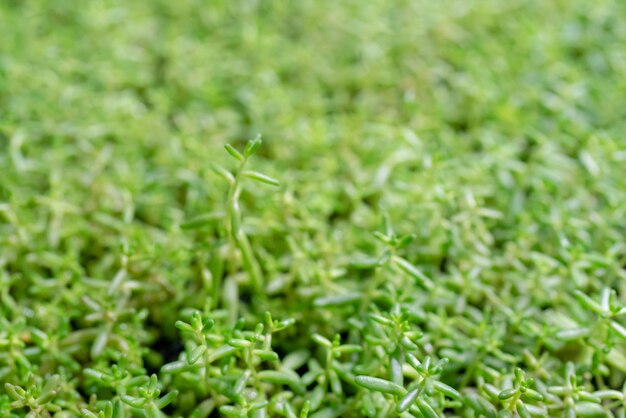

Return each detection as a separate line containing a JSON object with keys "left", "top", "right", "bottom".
{"left": 2, "top": 0, "right": 626, "bottom": 417}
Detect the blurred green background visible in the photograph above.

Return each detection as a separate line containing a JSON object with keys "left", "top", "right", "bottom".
{"left": 2, "top": 0, "right": 626, "bottom": 321}
{"left": 2, "top": 0, "right": 626, "bottom": 318}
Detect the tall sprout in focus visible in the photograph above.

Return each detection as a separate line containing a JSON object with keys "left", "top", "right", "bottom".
{"left": 212, "top": 136, "right": 280, "bottom": 320}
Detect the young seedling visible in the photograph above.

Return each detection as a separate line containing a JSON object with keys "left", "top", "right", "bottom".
{"left": 211, "top": 136, "right": 280, "bottom": 313}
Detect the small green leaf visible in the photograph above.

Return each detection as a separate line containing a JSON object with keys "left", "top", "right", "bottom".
{"left": 574, "top": 402, "right": 609, "bottom": 417}
{"left": 521, "top": 388, "right": 544, "bottom": 402}
{"left": 335, "top": 344, "right": 363, "bottom": 354}
{"left": 516, "top": 401, "right": 531, "bottom": 418}
{"left": 121, "top": 395, "right": 145, "bottom": 409}
{"left": 354, "top": 375, "right": 405, "bottom": 396}
{"left": 220, "top": 405, "right": 241, "bottom": 416}
{"left": 224, "top": 144, "right": 244, "bottom": 161}
{"left": 406, "top": 353, "right": 421, "bottom": 370}
{"left": 244, "top": 135, "right": 262, "bottom": 156}
{"left": 556, "top": 327, "right": 591, "bottom": 341}
{"left": 312, "top": 334, "right": 332, "bottom": 348}
{"left": 211, "top": 163, "right": 235, "bottom": 184}
{"left": 145, "top": 402, "right": 160, "bottom": 418}
{"left": 234, "top": 370, "right": 251, "bottom": 395}
{"left": 573, "top": 291, "right": 602, "bottom": 314}
{"left": 175, "top": 320, "right": 194, "bottom": 333}
{"left": 415, "top": 398, "right": 439, "bottom": 418}
{"left": 80, "top": 409, "right": 98, "bottom": 418}
{"left": 112, "top": 398, "right": 125, "bottom": 418}
{"left": 156, "top": 390, "right": 179, "bottom": 409}
{"left": 229, "top": 338, "right": 252, "bottom": 348}
{"left": 35, "top": 389, "right": 57, "bottom": 404}
{"left": 391, "top": 256, "right": 433, "bottom": 288}
{"left": 208, "top": 345, "right": 241, "bottom": 363}
{"left": 91, "top": 329, "right": 109, "bottom": 358}
{"left": 242, "top": 170, "right": 280, "bottom": 186}
{"left": 369, "top": 314, "right": 393, "bottom": 326}
{"left": 313, "top": 292, "right": 361, "bottom": 307}
{"left": 274, "top": 318, "right": 296, "bottom": 331}
{"left": 4, "top": 383, "right": 24, "bottom": 400}
{"left": 395, "top": 234, "right": 415, "bottom": 248}
{"left": 498, "top": 388, "right": 517, "bottom": 400}
{"left": 592, "top": 390, "right": 623, "bottom": 400}
{"left": 258, "top": 370, "right": 304, "bottom": 394}
{"left": 188, "top": 345, "right": 207, "bottom": 364}
{"left": 283, "top": 401, "right": 298, "bottom": 418}
{"left": 433, "top": 381, "right": 461, "bottom": 400}
{"left": 482, "top": 383, "right": 500, "bottom": 400}
{"left": 398, "top": 387, "right": 419, "bottom": 412}
{"left": 84, "top": 368, "right": 107, "bottom": 382}
{"left": 161, "top": 360, "right": 189, "bottom": 374}
{"left": 350, "top": 258, "right": 381, "bottom": 269}
{"left": 300, "top": 400, "right": 311, "bottom": 418}
{"left": 253, "top": 349, "right": 280, "bottom": 361}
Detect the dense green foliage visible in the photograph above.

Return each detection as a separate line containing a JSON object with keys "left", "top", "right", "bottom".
{"left": 2, "top": 0, "right": 626, "bottom": 417}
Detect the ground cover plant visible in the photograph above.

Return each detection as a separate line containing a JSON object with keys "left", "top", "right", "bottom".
{"left": 1, "top": 0, "right": 626, "bottom": 416}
